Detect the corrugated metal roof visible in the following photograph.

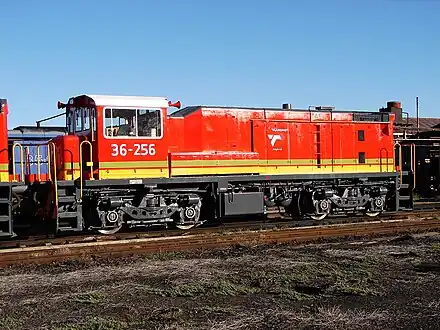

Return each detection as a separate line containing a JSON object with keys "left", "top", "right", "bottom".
{"left": 394, "top": 117, "right": 440, "bottom": 133}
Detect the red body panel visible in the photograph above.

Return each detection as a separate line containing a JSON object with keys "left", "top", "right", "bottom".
{"left": 52, "top": 135, "right": 81, "bottom": 180}
{"left": 167, "top": 106, "right": 395, "bottom": 174}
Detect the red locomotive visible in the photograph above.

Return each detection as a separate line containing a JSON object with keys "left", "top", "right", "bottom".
{"left": 0, "top": 95, "right": 414, "bottom": 238}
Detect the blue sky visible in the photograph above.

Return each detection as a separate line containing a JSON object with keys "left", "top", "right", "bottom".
{"left": 0, "top": 0, "right": 439, "bottom": 128}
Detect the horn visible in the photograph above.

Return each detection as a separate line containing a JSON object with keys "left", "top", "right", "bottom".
{"left": 57, "top": 101, "right": 67, "bottom": 109}
{"left": 168, "top": 100, "right": 181, "bottom": 109}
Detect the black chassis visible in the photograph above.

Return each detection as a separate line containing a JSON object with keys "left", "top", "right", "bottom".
{"left": 51, "top": 171, "right": 403, "bottom": 234}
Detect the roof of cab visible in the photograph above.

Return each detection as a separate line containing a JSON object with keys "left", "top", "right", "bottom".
{"left": 70, "top": 94, "right": 170, "bottom": 108}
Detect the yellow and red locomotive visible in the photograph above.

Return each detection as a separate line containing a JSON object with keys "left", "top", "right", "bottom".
{"left": 1, "top": 95, "right": 414, "bottom": 238}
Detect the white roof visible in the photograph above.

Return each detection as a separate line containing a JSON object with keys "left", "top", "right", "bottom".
{"left": 74, "top": 94, "right": 170, "bottom": 108}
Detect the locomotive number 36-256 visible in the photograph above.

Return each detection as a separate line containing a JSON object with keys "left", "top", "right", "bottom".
{"left": 111, "top": 143, "right": 156, "bottom": 157}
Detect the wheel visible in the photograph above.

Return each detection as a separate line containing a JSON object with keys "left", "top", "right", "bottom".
{"left": 96, "top": 210, "right": 123, "bottom": 235}
{"left": 310, "top": 213, "right": 328, "bottom": 221}
{"left": 365, "top": 211, "right": 381, "bottom": 217}
{"left": 175, "top": 199, "right": 203, "bottom": 230}
{"left": 175, "top": 223, "right": 198, "bottom": 230}
{"left": 97, "top": 225, "right": 122, "bottom": 235}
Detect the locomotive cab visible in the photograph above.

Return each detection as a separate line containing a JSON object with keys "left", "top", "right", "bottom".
{"left": 55, "top": 95, "right": 175, "bottom": 182}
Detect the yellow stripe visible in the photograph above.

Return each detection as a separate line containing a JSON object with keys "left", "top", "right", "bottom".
{"left": 99, "top": 168, "right": 168, "bottom": 179}
{"left": 46, "top": 158, "right": 396, "bottom": 181}
{"left": 0, "top": 172, "right": 9, "bottom": 182}
{"left": 100, "top": 161, "right": 168, "bottom": 168}
{"left": 63, "top": 163, "right": 81, "bottom": 169}
{"left": 99, "top": 158, "right": 394, "bottom": 168}
{"left": 171, "top": 164, "right": 394, "bottom": 176}
{"left": 99, "top": 164, "right": 395, "bottom": 180}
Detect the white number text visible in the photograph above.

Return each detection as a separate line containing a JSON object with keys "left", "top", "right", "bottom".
{"left": 111, "top": 143, "right": 156, "bottom": 157}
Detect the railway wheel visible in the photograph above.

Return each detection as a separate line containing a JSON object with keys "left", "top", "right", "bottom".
{"left": 97, "top": 226, "right": 123, "bottom": 235}
{"left": 175, "top": 198, "right": 204, "bottom": 230}
{"left": 97, "top": 210, "right": 123, "bottom": 235}
{"left": 365, "top": 211, "right": 381, "bottom": 217}
{"left": 309, "top": 198, "right": 331, "bottom": 221}
{"left": 175, "top": 223, "right": 198, "bottom": 230}
{"left": 310, "top": 213, "right": 329, "bottom": 221}
{"left": 365, "top": 197, "right": 385, "bottom": 217}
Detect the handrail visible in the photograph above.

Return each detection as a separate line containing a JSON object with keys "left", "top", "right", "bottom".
{"left": 411, "top": 143, "right": 416, "bottom": 191}
{"left": 47, "top": 144, "right": 52, "bottom": 181}
{"left": 79, "top": 140, "right": 94, "bottom": 200}
{"left": 36, "top": 145, "right": 42, "bottom": 181}
{"left": 379, "top": 148, "right": 389, "bottom": 172}
{"left": 12, "top": 143, "right": 24, "bottom": 182}
{"left": 394, "top": 142, "right": 402, "bottom": 183}
{"left": 47, "top": 142, "right": 58, "bottom": 206}
{"left": 24, "top": 146, "right": 30, "bottom": 176}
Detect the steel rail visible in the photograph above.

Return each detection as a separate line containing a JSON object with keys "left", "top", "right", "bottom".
{"left": 2, "top": 208, "right": 439, "bottom": 251}
{"left": 1, "top": 216, "right": 439, "bottom": 268}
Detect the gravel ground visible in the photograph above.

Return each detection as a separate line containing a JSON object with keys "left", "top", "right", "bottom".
{"left": 1, "top": 231, "right": 440, "bottom": 329}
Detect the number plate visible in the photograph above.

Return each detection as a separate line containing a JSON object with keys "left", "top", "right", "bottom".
{"left": 111, "top": 143, "right": 156, "bottom": 157}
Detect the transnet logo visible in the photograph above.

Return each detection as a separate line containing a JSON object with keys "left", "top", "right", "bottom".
{"left": 268, "top": 134, "right": 282, "bottom": 147}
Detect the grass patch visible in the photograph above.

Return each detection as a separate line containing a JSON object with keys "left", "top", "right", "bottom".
{"left": 139, "top": 257, "right": 379, "bottom": 301}
{"left": 72, "top": 292, "right": 107, "bottom": 305}
{"left": 53, "top": 317, "right": 127, "bottom": 330}
{"left": 145, "top": 278, "right": 260, "bottom": 297}
{"left": 0, "top": 315, "right": 23, "bottom": 330}
{"left": 432, "top": 243, "right": 440, "bottom": 252}
{"left": 54, "top": 311, "right": 190, "bottom": 330}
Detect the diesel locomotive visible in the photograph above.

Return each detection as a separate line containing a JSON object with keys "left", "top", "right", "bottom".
{"left": 0, "top": 95, "right": 417, "bottom": 239}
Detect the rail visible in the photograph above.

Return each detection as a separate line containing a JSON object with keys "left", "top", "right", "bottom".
{"left": 12, "top": 143, "right": 24, "bottom": 182}
{"left": 79, "top": 140, "right": 94, "bottom": 200}
{"left": 1, "top": 215, "right": 440, "bottom": 267}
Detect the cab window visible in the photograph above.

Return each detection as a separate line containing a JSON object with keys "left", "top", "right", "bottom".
{"left": 67, "top": 107, "right": 95, "bottom": 134}
{"left": 104, "top": 108, "right": 162, "bottom": 138}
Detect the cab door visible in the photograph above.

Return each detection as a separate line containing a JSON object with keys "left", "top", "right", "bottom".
{"left": 77, "top": 106, "right": 97, "bottom": 180}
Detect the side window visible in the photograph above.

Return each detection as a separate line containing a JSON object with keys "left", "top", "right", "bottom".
{"left": 358, "top": 130, "right": 365, "bottom": 141}
{"left": 104, "top": 108, "right": 137, "bottom": 137}
{"left": 137, "top": 109, "right": 162, "bottom": 137}
{"left": 66, "top": 110, "right": 74, "bottom": 133}
{"left": 104, "top": 109, "right": 115, "bottom": 136}
{"left": 104, "top": 108, "right": 162, "bottom": 138}
{"left": 92, "top": 108, "right": 96, "bottom": 132}
{"left": 74, "top": 108, "right": 83, "bottom": 132}
{"left": 83, "top": 108, "right": 90, "bottom": 131}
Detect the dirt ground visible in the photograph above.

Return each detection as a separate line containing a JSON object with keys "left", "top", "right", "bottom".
{"left": 1, "top": 231, "right": 440, "bottom": 330}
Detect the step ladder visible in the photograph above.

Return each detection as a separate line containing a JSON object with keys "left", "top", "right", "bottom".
{"left": 55, "top": 184, "right": 83, "bottom": 232}
{"left": 48, "top": 141, "right": 94, "bottom": 233}
{"left": 313, "top": 125, "right": 322, "bottom": 168}
{"left": 0, "top": 184, "right": 15, "bottom": 238}
{"left": 395, "top": 142, "right": 415, "bottom": 211}
{"left": 397, "top": 170, "right": 414, "bottom": 211}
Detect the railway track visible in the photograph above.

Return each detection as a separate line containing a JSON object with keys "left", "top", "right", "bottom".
{"left": 0, "top": 209, "right": 429, "bottom": 250}
{"left": 0, "top": 210, "right": 439, "bottom": 268}
{"left": 3, "top": 204, "right": 438, "bottom": 250}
